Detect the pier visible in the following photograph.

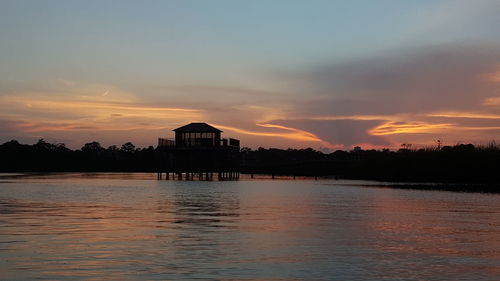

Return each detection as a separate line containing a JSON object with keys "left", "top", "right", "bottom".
{"left": 156, "top": 123, "right": 240, "bottom": 180}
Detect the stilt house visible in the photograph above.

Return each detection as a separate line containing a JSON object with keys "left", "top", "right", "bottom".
{"left": 157, "top": 123, "right": 240, "bottom": 179}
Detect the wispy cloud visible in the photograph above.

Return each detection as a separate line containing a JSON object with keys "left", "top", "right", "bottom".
{"left": 2, "top": 42, "right": 500, "bottom": 149}
{"left": 370, "top": 122, "right": 454, "bottom": 136}
{"left": 271, "top": 43, "right": 500, "bottom": 147}
{"left": 214, "top": 123, "right": 321, "bottom": 143}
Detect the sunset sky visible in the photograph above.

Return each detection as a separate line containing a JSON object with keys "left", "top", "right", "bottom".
{"left": 1, "top": 0, "right": 499, "bottom": 150}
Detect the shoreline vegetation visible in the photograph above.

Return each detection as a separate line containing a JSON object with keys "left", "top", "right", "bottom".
{"left": 1, "top": 172, "right": 499, "bottom": 194}
{"left": 1, "top": 139, "right": 499, "bottom": 192}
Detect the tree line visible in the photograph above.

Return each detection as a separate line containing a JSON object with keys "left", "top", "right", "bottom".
{"left": 241, "top": 143, "right": 500, "bottom": 184}
{"left": 0, "top": 139, "right": 157, "bottom": 172}
{"left": 1, "top": 139, "right": 499, "bottom": 184}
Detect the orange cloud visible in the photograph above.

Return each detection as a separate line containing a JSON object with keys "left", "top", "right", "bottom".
{"left": 0, "top": 92, "right": 209, "bottom": 149}
{"left": 370, "top": 122, "right": 453, "bottom": 135}
{"left": 483, "top": 68, "right": 500, "bottom": 82}
{"left": 305, "top": 115, "right": 395, "bottom": 121}
{"left": 214, "top": 123, "right": 322, "bottom": 143}
{"left": 14, "top": 99, "right": 200, "bottom": 117}
{"left": 13, "top": 120, "right": 168, "bottom": 133}
{"left": 0, "top": 95, "right": 203, "bottom": 131}
{"left": 427, "top": 111, "right": 500, "bottom": 119}
{"left": 482, "top": 97, "right": 500, "bottom": 106}
{"left": 453, "top": 126, "right": 500, "bottom": 131}
{"left": 371, "top": 119, "right": 500, "bottom": 137}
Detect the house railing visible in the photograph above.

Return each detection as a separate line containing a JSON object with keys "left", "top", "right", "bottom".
{"left": 158, "top": 137, "right": 240, "bottom": 148}
{"left": 158, "top": 138, "right": 175, "bottom": 147}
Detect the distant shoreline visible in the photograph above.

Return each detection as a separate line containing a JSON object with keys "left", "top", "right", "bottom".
{"left": 2, "top": 172, "right": 499, "bottom": 194}
{"left": 2, "top": 140, "right": 500, "bottom": 192}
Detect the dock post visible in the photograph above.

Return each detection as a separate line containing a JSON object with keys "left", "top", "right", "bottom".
{"left": 272, "top": 174, "right": 275, "bottom": 179}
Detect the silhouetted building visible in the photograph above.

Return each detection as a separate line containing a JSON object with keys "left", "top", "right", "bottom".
{"left": 157, "top": 123, "right": 240, "bottom": 180}
{"left": 174, "top": 122, "right": 222, "bottom": 147}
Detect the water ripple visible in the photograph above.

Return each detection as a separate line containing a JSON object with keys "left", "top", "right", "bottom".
{"left": 0, "top": 175, "right": 499, "bottom": 280}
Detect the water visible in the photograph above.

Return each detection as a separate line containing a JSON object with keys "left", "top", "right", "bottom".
{"left": 1, "top": 173, "right": 500, "bottom": 280}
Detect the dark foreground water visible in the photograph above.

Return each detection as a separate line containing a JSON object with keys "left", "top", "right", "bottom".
{"left": 1, "top": 173, "right": 500, "bottom": 280}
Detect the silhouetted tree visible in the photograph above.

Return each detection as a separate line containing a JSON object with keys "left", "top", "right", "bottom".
{"left": 34, "top": 139, "right": 58, "bottom": 151}
{"left": 81, "top": 141, "right": 104, "bottom": 152}
{"left": 120, "top": 142, "right": 136, "bottom": 153}
{"left": 107, "top": 145, "right": 119, "bottom": 151}
{"left": 1, "top": 139, "right": 500, "bottom": 187}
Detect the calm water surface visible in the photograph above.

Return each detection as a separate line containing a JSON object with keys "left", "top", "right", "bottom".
{"left": 1, "top": 173, "right": 500, "bottom": 280}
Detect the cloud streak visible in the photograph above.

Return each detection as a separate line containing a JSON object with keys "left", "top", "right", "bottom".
{"left": 268, "top": 43, "right": 500, "bottom": 147}
{"left": 1, "top": 43, "right": 500, "bottom": 149}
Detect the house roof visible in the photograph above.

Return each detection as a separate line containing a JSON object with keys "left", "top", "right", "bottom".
{"left": 173, "top": 122, "right": 222, "bottom": 132}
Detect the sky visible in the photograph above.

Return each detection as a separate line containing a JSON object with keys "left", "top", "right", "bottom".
{"left": 1, "top": 0, "right": 499, "bottom": 151}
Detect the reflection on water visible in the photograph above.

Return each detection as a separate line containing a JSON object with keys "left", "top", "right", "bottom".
{"left": 1, "top": 174, "right": 500, "bottom": 280}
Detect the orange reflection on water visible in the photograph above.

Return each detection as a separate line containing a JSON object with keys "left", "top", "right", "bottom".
{"left": 1, "top": 176, "right": 500, "bottom": 280}
{"left": 364, "top": 188, "right": 500, "bottom": 263}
